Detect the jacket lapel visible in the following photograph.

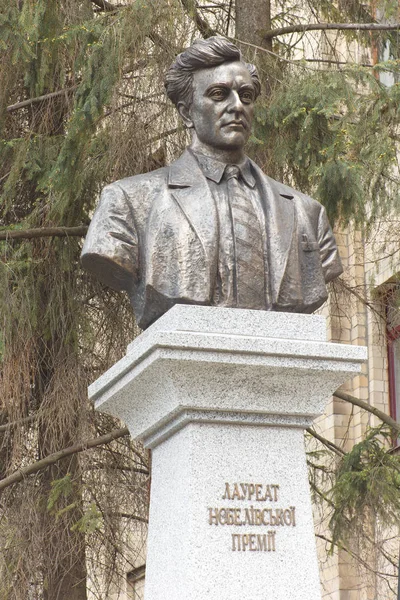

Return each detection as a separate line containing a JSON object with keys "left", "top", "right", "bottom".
{"left": 160, "top": 152, "right": 297, "bottom": 307}
{"left": 249, "top": 161, "right": 295, "bottom": 304}
{"left": 144, "top": 151, "right": 218, "bottom": 310}
{"left": 168, "top": 150, "right": 218, "bottom": 286}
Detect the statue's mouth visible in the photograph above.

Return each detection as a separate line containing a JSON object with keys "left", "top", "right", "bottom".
{"left": 223, "top": 121, "right": 246, "bottom": 130}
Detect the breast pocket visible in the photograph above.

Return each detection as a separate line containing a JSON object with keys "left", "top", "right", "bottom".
{"left": 301, "top": 234, "right": 319, "bottom": 252}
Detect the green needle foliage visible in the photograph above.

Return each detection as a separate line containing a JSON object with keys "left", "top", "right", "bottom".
{"left": 0, "top": 1, "right": 183, "bottom": 598}
{"left": 252, "top": 64, "right": 400, "bottom": 224}
{"left": 329, "top": 426, "right": 400, "bottom": 548}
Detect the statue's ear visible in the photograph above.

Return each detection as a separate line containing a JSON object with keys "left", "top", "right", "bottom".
{"left": 177, "top": 102, "right": 194, "bottom": 129}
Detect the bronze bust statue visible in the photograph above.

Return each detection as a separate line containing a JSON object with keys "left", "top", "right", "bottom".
{"left": 81, "top": 37, "right": 342, "bottom": 329}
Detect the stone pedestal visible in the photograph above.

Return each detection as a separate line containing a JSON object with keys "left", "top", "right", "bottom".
{"left": 89, "top": 305, "right": 366, "bottom": 600}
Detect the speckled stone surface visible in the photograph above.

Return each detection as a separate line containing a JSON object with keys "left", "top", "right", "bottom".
{"left": 89, "top": 305, "right": 367, "bottom": 600}
{"left": 145, "top": 422, "right": 321, "bottom": 600}
{"left": 90, "top": 305, "right": 366, "bottom": 444}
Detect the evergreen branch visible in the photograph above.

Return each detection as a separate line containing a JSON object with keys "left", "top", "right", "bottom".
{"left": 180, "top": 0, "right": 218, "bottom": 37}
{"left": 306, "top": 427, "right": 346, "bottom": 457}
{"left": 263, "top": 22, "right": 400, "bottom": 41}
{"left": 6, "top": 86, "right": 79, "bottom": 113}
{"left": 0, "top": 226, "right": 88, "bottom": 241}
{"left": 0, "top": 427, "right": 129, "bottom": 493}
{"left": 334, "top": 390, "right": 400, "bottom": 433}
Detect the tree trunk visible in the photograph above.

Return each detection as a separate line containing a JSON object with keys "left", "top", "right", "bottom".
{"left": 235, "top": 0, "right": 272, "bottom": 51}
{"left": 42, "top": 462, "right": 88, "bottom": 600}
{"left": 33, "top": 279, "right": 87, "bottom": 600}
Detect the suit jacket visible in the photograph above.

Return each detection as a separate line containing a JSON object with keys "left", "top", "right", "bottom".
{"left": 81, "top": 149, "right": 342, "bottom": 329}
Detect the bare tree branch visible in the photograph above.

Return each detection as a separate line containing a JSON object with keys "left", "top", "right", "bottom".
{"left": 106, "top": 512, "right": 148, "bottom": 523}
{"left": 309, "top": 479, "right": 335, "bottom": 507}
{"left": 89, "top": 0, "right": 119, "bottom": 12}
{"left": 334, "top": 390, "right": 400, "bottom": 433}
{"left": 180, "top": 0, "right": 217, "bottom": 37}
{"left": 307, "top": 427, "right": 346, "bottom": 457}
{"left": 0, "top": 427, "right": 129, "bottom": 493}
{"left": 311, "top": 482, "right": 399, "bottom": 569}
{"left": 226, "top": 0, "right": 233, "bottom": 35}
{"left": 305, "top": 57, "right": 373, "bottom": 67}
{"left": 0, "top": 226, "right": 88, "bottom": 241}
{"left": 7, "top": 86, "right": 79, "bottom": 113}
{"left": 5, "top": 60, "right": 160, "bottom": 115}
{"left": 231, "top": 36, "right": 322, "bottom": 70}
{"left": 148, "top": 126, "right": 184, "bottom": 144}
{"left": 338, "top": 278, "right": 386, "bottom": 324}
{"left": 148, "top": 31, "right": 177, "bottom": 56}
{"left": 316, "top": 533, "right": 398, "bottom": 579}
{"left": 0, "top": 416, "right": 35, "bottom": 433}
{"left": 5, "top": 59, "right": 159, "bottom": 117}
{"left": 263, "top": 22, "right": 400, "bottom": 41}
{"left": 87, "top": 463, "right": 149, "bottom": 475}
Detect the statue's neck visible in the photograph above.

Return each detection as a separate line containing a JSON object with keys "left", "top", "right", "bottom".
{"left": 189, "top": 136, "right": 246, "bottom": 165}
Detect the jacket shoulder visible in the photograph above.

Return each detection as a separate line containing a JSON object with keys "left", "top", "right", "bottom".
{"left": 103, "top": 166, "right": 169, "bottom": 197}
{"left": 250, "top": 159, "right": 323, "bottom": 213}
{"left": 269, "top": 177, "right": 323, "bottom": 212}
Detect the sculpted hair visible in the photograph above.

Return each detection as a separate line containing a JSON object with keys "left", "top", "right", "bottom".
{"left": 165, "top": 37, "right": 261, "bottom": 107}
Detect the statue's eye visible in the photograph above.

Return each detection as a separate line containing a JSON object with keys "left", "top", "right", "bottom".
{"left": 240, "top": 91, "right": 254, "bottom": 104}
{"left": 210, "top": 88, "right": 227, "bottom": 100}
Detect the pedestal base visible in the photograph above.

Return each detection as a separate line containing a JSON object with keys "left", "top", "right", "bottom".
{"left": 89, "top": 306, "right": 367, "bottom": 600}
{"left": 146, "top": 422, "right": 320, "bottom": 600}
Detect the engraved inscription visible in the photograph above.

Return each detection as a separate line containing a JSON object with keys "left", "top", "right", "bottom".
{"left": 231, "top": 532, "right": 276, "bottom": 552}
{"left": 222, "top": 482, "right": 279, "bottom": 502}
{"left": 207, "top": 482, "right": 297, "bottom": 552}
{"left": 208, "top": 506, "right": 296, "bottom": 527}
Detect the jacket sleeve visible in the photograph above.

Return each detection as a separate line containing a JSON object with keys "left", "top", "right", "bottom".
{"left": 81, "top": 183, "right": 139, "bottom": 292}
{"left": 317, "top": 205, "right": 343, "bottom": 283}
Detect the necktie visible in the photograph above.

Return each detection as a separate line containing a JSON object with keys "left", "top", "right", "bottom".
{"left": 224, "top": 165, "right": 266, "bottom": 309}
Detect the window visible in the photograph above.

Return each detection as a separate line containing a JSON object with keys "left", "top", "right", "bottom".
{"left": 388, "top": 332, "right": 400, "bottom": 422}
{"left": 375, "top": 8, "right": 400, "bottom": 87}
{"left": 127, "top": 565, "right": 145, "bottom": 600}
{"left": 386, "top": 287, "right": 400, "bottom": 436}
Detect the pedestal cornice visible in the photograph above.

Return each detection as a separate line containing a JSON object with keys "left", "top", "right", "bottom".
{"left": 89, "top": 305, "right": 367, "bottom": 445}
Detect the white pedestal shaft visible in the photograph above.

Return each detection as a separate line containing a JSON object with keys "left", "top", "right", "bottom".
{"left": 146, "top": 422, "right": 320, "bottom": 599}
{"left": 89, "top": 306, "right": 366, "bottom": 600}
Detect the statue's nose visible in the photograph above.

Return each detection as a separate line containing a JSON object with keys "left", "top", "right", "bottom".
{"left": 227, "top": 91, "right": 243, "bottom": 112}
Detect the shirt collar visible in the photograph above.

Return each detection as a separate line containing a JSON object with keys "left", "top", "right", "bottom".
{"left": 191, "top": 150, "right": 256, "bottom": 189}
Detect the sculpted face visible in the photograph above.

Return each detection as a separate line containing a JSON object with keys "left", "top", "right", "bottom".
{"left": 179, "top": 61, "right": 255, "bottom": 152}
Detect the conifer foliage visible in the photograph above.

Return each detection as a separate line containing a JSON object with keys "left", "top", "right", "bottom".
{"left": 1, "top": 0, "right": 400, "bottom": 598}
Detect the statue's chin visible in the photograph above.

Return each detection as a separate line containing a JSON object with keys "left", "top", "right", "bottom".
{"left": 218, "top": 129, "right": 249, "bottom": 149}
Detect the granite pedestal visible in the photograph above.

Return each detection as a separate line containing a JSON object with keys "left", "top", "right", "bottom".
{"left": 88, "top": 305, "right": 367, "bottom": 600}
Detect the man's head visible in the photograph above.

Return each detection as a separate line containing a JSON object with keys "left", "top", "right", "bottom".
{"left": 165, "top": 37, "right": 260, "bottom": 154}
{"left": 165, "top": 37, "right": 260, "bottom": 110}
